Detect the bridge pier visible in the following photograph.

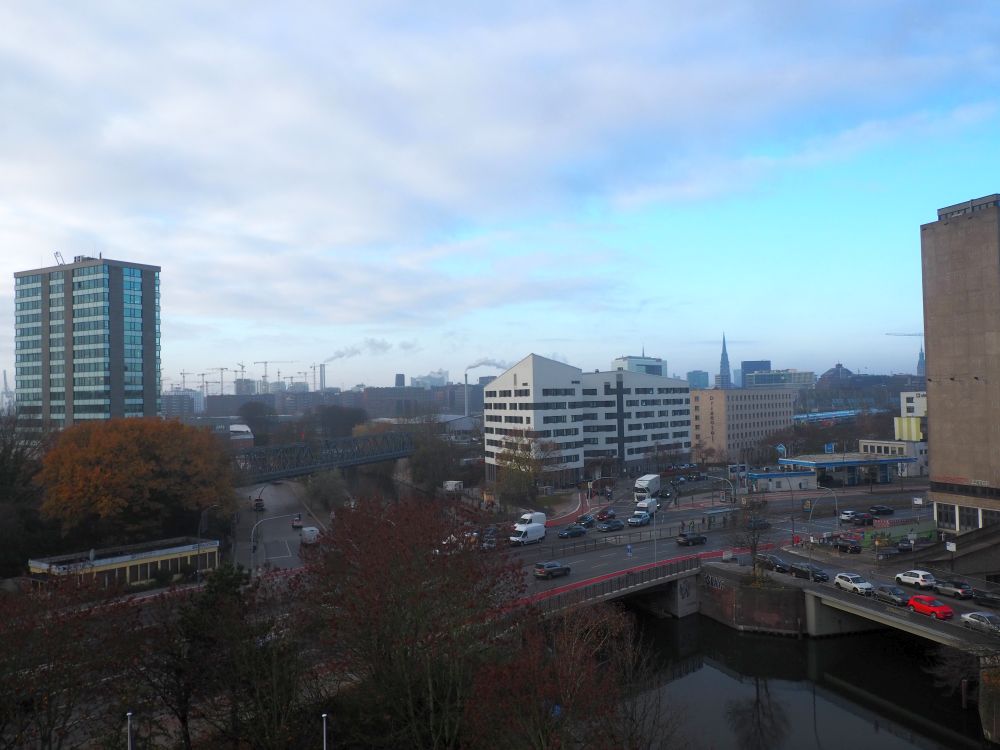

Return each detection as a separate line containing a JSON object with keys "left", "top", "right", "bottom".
{"left": 632, "top": 578, "right": 700, "bottom": 619}
{"left": 980, "top": 655, "right": 1000, "bottom": 744}
{"left": 803, "top": 591, "right": 881, "bottom": 637}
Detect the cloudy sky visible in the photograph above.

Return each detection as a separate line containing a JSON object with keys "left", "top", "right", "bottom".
{"left": 3, "top": 2, "right": 999, "bottom": 392}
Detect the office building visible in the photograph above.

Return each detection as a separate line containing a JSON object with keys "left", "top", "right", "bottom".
{"left": 690, "top": 388, "right": 796, "bottom": 465}
{"left": 15, "top": 255, "right": 160, "bottom": 426}
{"left": 483, "top": 354, "right": 691, "bottom": 484}
{"left": 686, "top": 370, "right": 710, "bottom": 389}
{"left": 921, "top": 193, "right": 1000, "bottom": 533}
{"left": 234, "top": 378, "right": 257, "bottom": 396}
{"left": 395, "top": 373, "right": 405, "bottom": 387}
{"left": 717, "top": 334, "right": 732, "bottom": 389}
{"left": 612, "top": 354, "right": 666, "bottom": 376}
{"left": 741, "top": 360, "right": 772, "bottom": 378}
{"left": 744, "top": 369, "right": 817, "bottom": 389}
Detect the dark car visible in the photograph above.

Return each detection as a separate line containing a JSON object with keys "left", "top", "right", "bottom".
{"left": 754, "top": 553, "right": 789, "bottom": 573}
{"left": 577, "top": 513, "right": 597, "bottom": 529}
{"left": 873, "top": 585, "right": 909, "bottom": 606}
{"left": 974, "top": 588, "right": 1000, "bottom": 607}
{"left": 851, "top": 513, "right": 875, "bottom": 526}
{"left": 676, "top": 532, "right": 707, "bottom": 546}
{"left": 869, "top": 505, "right": 895, "bottom": 516}
{"left": 533, "top": 561, "right": 571, "bottom": 579}
{"left": 596, "top": 507, "right": 616, "bottom": 521}
{"left": 897, "top": 538, "right": 916, "bottom": 552}
{"left": 835, "top": 537, "right": 862, "bottom": 554}
{"left": 291, "top": 513, "right": 303, "bottom": 529}
{"left": 745, "top": 518, "right": 771, "bottom": 531}
{"left": 789, "top": 563, "right": 829, "bottom": 582}
{"left": 934, "top": 580, "right": 974, "bottom": 599}
{"left": 597, "top": 518, "right": 625, "bottom": 532}
{"left": 558, "top": 524, "right": 587, "bottom": 539}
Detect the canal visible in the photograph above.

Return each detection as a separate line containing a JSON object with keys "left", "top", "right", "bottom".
{"left": 643, "top": 613, "right": 988, "bottom": 749}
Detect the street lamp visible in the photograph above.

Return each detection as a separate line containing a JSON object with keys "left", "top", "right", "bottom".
{"left": 322, "top": 713, "right": 328, "bottom": 750}
{"left": 126, "top": 712, "right": 133, "bottom": 750}
{"left": 706, "top": 475, "right": 735, "bottom": 505}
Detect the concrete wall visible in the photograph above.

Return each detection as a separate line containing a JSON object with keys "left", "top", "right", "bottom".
{"left": 698, "top": 563, "right": 804, "bottom": 635}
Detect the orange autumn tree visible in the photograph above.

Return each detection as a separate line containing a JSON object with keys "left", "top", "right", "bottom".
{"left": 37, "top": 418, "right": 234, "bottom": 541}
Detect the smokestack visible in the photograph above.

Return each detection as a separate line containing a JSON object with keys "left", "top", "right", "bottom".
{"left": 319, "top": 364, "right": 326, "bottom": 391}
{"left": 464, "top": 372, "right": 468, "bottom": 417}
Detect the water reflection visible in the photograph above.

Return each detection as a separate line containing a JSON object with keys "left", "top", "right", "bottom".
{"left": 640, "top": 613, "right": 985, "bottom": 750}
{"left": 725, "top": 677, "right": 790, "bottom": 750}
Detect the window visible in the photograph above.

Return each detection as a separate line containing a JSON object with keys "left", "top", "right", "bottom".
{"left": 937, "top": 503, "right": 956, "bottom": 530}
{"left": 959, "top": 505, "right": 980, "bottom": 530}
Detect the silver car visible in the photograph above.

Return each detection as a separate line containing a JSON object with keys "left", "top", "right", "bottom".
{"left": 834, "top": 573, "right": 873, "bottom": 595}
{"left": 961, "top": 611, "right": 1000, "bottom": 635}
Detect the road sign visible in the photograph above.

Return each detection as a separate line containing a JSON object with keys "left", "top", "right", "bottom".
{"left": 626, "top": 544, "right": 633, "bottom": 559}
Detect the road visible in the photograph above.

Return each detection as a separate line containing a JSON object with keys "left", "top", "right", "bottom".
{"left": 232, "top": 481, "right": 327, "bottom": 574}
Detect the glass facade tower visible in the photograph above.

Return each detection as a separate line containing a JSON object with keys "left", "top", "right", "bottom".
{"left": 15, "top": 256, "right": 161, "bottom": 427}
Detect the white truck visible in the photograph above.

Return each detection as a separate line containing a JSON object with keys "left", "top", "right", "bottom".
{"left": 633, "top": 474, "right": 661, "bottom": 503}
{"left": 636, "top": 497, "right": 659, "bottom": 515}
{"left": 509, "top": 511, "right": 547, "bottom": 545}
{"left": 443, "top": 480, "right": 464, "bottom": 492}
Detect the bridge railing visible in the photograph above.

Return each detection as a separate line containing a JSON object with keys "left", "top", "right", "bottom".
{"left": 529, "top": 555, "right": 702, "bottom": 617}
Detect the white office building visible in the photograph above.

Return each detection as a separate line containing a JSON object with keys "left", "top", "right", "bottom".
{"left": 483, "top": 354, "right": 691, "bottom": 485}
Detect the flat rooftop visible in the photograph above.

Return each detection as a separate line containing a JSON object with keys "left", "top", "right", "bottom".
{"left": 779, "top": 453, "right": 917, "bottom": 469}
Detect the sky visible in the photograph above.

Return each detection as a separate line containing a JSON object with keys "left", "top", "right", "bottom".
{"left": 2, "top": 2, "right": 999, "bottom": 392}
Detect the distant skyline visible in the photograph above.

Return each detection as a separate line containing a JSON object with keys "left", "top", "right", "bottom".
{"left": 2, "top": 3, "right": 996, "bottom": 390}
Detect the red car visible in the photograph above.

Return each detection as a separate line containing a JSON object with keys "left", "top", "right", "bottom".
{"left": 908, "top": 595, "right": 954, "bottom": 620}
{"left": 596, "top": 507, "right": 616, "bottom": 521}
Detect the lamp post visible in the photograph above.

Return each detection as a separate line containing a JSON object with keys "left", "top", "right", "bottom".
{"left": 126, "top": 712, "right": 133, "bottom": 750}
{"left": 806, "top": 486, "right": 839, "bottom": 567}
{"left": 322, "top": 713, "right": 328, "bottom": 750}
{"left": 196, "top": 504, "right": 221, "bottom": 582}
{"left": 707, "top": 475, "right": 736, "bottom": 506}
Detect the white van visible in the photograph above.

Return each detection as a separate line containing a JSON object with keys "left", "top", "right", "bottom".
{"left": 300, "top": 526, "right": 320, "bottom": 545}
{"left": 509, "top": 522, "right": 546, "bottom": 546}
{"left": 636, "top": 498, "right": 659, "bottom": 515}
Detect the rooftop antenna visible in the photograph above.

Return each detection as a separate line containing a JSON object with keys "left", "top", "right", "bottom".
{"left": 53, "top": 251, "right": 66, "bottom": 265}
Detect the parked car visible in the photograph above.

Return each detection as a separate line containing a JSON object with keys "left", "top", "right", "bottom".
{"left": 597, "top": 519, "right": 625, "bottom": 532}
{"left": 961, "top": 611, "right": 1000, "bottom": 635}
{"left": 834, "top": 573, "right": 873, "bottom": 595}
{"left": 789, "top": 563, "right": 829, "bottom": 582}
{"left": 873, "top": 585, "right": 909, "bottom": 606}
{"left": 627, "top": 511, "right": 651, "bottom": 527}
{"left": 907, "top": 595, "right": 954, "bottom": 620}
{"left": 897, "top": 538, "right": 917, "bottom": 552}
{"left": 974, "top": 588, "right": 1000, "bottom": 607}
{"left": 934, "top": 580, "right": 974, "bottom": 599}
{"left": 533, "top": 561, "right": 571, "bottom": 579}
{"left": 745, "top": 517, "right": 771, "bottom": 531}
{"left": 851, "top": 513, "right": 875, "bottom": 526}
{"left": 869, "top": 504, "right": 895, "bottom": 516}
{"left": 596, "top": 507, "right": 616, "bottom": 521}
{"left": 577, "top": 514, "right": 597, "bottom": 529}
{"left": 839, "top": 510, "right": 857, "bottom": 522}
{"left": 896, "top": 570, "right": 937, "bottom": 589}
{"left": 676, "top": 532, "right": 707, "bottom": 546}
{"left": 558, "top": 524, "right": 587, "bottom": 539}
{"left": 835, "top": 537, "right": 862, "bottom": 554}
{"left": 291, "top": 513, "right": 303, "bottom": 529}
{"left": 479, "top": 526, "right": 499, "bottom": 550}
{"left": 754, "top": 553, "right": 789, "bottom": 573}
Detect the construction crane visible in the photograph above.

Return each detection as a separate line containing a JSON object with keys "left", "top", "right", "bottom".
{"left": 253, "top": 360, "right": 293, "bottom": 390}
{"left": 885, "top": 332, "right": 923, "bottom": 337}
{"left": 213, "top": 367, "right": 230, "bottom": 396}
{"left": 179, "top": 370, "right": 192, "bottom": 390}
{"left": 310, "top": 363, "right": 318, "bottom": 391}
{"left": 198, "top": 372, "right": 208, "bottom": 398}
{"left": 298, "top": 371, "right": 309, "bottom": 389}
{"left": 235, "top": 362, "right": 247, "bottom": 382}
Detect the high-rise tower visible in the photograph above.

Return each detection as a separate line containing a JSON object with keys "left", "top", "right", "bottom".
{"left": 916, "top": 346, "right": 925, "bottom": 378}
{"left": 717, "top": 334, "right": 732, "bottom": 389}
{"left": 14, "top": 255, "right": 161, "bottom": 427}
{"left": 921, "top": 193, "right": 1000, "bottom": 534}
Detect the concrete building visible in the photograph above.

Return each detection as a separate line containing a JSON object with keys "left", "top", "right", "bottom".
{"left": 612, "top": 354, "right": 666, "bottom": 376}
{"left": 15, "top": 255, "right": 160, "bottom": 426}
{"left": 162, "top": 390, "right": 196, "bottom": 419}
{"left": 744, "top": 369, "right": 817, "bottom": 389}
{"left": 859, "top": 438, "right": 928, "bottom": 477}
{"left": 690, "top": 388, "right": 796, "bottom": 465}
{"left": 686, "top": 370, "right": 710, "bottom": 389}
{"left": 395, "top": 373, "right": 405, "bottom": 387}
{"left": 483, "top": 354, "right": 691, "bottom": 484}
{"left": 921, "top": 193, "right": 1000, "bottom": 534}
{"left": 234, "top": 378, "right": 257, "bottom": 396}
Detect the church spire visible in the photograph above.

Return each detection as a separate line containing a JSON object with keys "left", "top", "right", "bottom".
{"left": 718, "top": 333, "right": 732, "bottom": 389}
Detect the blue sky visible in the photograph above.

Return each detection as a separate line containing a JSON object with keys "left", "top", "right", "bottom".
{"left": 2, "top": 2, "right": 998, "bottom": 391}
